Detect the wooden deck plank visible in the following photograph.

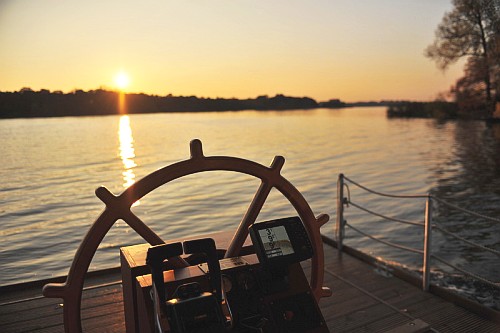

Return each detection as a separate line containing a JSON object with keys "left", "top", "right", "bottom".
{"left": 329, "top": 302, "right": 409, "bottom": 332}
{"left": 0, "top": 271, "right": 124, "bottom": 333}
{"left": 1, "top": 240, "right": 499, "bottom": 332}
{"left": 319, "top": 241, "right": 500, "bottom": 332}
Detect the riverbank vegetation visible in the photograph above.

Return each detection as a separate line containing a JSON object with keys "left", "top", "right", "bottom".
{"left": 387, "top": 102, "right": 459, "bottom": 119}
{"left": 388, "top": 1, "right": 499, "bottom": 121}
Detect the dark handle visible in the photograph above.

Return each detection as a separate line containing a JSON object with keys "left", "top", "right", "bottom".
{"left": 146, "top": 242, "right": 183, "bottom": 305}
{"left": 183, "top": 238, "right": 222, "bottom": 302}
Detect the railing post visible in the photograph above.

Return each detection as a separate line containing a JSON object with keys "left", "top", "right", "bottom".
{"left": 336, "top": 173, "right": 345, "bottom": 255}
{"left": 422, "top": 195, "right": 432, "bottom": 291}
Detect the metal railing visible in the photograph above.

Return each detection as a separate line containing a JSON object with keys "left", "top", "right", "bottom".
{"left": 335, "top": 173, "right": 500, "bottom": 292}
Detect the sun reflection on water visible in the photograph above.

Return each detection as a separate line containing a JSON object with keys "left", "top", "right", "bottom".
{"left": 118, "top": 115, "right": 139, "bottom": 206}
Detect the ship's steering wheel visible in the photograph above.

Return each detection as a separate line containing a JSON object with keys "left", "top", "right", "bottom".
{"left": 43, "top": 139, "right": 331, "bottom": 332}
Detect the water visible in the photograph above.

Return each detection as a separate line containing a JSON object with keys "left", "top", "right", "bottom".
{"left": 1, "top": 108, "right": 499, "bottom": 303}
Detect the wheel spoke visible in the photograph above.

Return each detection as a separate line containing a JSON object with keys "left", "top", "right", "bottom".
{"left": 122, "top": 210, "right": 163, "bottom": 244}
{"left": 225, "top": 180, "right": 273, "bottom": 258}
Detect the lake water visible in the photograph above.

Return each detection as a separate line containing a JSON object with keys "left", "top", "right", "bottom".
{"left": 1, "top": 107, "right": 499, "bottom": 305}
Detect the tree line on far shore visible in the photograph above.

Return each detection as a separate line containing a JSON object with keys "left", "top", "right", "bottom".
{"left": 0, "top": 87, "right": 491, "bottom": 120}
{"left": 0, "top": 88, "right": 409, "bottom": 119}
{"left": 0, "top": 89, "right": 320, "bottom": 118}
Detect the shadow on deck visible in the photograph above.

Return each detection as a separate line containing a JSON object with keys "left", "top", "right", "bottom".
{"left": 1, "top": 240, "right": 499, "bottom": 333}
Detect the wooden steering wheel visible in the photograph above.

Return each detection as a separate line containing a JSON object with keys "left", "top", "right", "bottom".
{"left": 43, "top": 139, "right": 331, "bottom": 332}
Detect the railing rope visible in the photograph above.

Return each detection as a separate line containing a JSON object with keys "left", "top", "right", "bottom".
{"left": 432, "top": 255, "right": 500, "bottom": 289}
{"left": 346, "top": 222, "right": 423, "bottom": 254}
{"left": 348, "top": 200, "right": 424, "bottom": 227}
{"left": 336, "top": 173, "right": 500, "bottom": 293}
{"left": 343, "top": 175, "right": 428, "bottom": 199}
{"left": 431, "top": 196, "right": 500, "bottom": 224}
{"left": 433, "top": 223, "right": 500, "bottom": 257}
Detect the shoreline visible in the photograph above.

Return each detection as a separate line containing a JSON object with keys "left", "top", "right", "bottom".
{"left": 0, "top": 89, "right": 407, "bottom": 119}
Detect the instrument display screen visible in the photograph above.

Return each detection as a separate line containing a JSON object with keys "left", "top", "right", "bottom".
{"left": 249, "top": 216, "right": 313, "bottom": 268}
{"left": 258, "top": 226, "right": 295, "bottom": 258}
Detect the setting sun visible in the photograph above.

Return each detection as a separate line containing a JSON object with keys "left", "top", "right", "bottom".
{"left": 114, "top": 71, "right": 130, "bottom": 91}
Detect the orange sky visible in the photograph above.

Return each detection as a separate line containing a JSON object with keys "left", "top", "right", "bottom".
{"left": 0, "top": 0, "right": 463, "bottom": 102}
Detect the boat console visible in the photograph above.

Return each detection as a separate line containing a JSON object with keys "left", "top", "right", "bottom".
{"left": 146, "top": 217, "right": 329, "bottom": 333}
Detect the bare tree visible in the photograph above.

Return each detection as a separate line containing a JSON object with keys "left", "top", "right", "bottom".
{"left": 426, "top": 0, "right": 499, "bottom": 116}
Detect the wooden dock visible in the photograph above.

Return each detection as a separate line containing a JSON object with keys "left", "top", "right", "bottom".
{"left": 1, "top": 239, "right": 499, "bottom": 333}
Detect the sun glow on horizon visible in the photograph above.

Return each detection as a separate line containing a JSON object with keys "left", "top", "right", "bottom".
{"left": 114, "top": 71, "right": 130, "bottom": 91}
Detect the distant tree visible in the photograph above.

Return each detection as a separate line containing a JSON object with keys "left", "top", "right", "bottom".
{"left": 426, "top": 0, "right": 500, "bottom": 116}
{"left": 20, "top": 87, "right": 34, "bottom": 93}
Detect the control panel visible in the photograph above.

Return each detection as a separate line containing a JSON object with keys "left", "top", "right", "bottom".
{"left": 145, "top": 216, "right": 328, "bottom": 333}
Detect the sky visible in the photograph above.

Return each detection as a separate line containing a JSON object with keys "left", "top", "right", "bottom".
{"left": 0, "top": 0, "right": 465, "bottom": 102}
